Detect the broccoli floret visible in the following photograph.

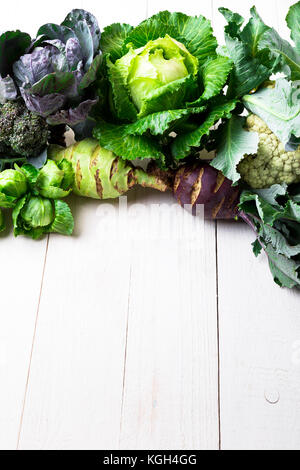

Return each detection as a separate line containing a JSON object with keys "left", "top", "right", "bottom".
{"left": 238, "top": 114, "right": 300, "bottom": 189}
{"left": 0, "top": 101, "right": 49, "bottom": 158}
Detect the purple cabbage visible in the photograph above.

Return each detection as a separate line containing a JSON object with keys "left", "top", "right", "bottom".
{"left": 12, "top": 9, "right": 102, "bottom": 132}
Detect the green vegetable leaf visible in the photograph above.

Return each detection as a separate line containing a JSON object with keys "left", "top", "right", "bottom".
{"left": 171, "top": 100, "right": 237, "bottom": 160}
{"left": 124, "top": 11, "right": 217, "bottom": 65}
{"left": 37, "top": 23, "right": 75, "bottom": 44}
{"left": 188, "top": 56, "right": 233, "bottom": 106}
{"left": 0, "top": 30, "right": 31, "bottom": 78}
{"left": 258, "top": 28, "right": 300, "bottom": 80}
{"left": 138, "top": 74, "right": 198, "bottom": 118}
{"left": 224, "top": 34, "right": 272, "bottom": 98}
{"left": 239, "top": 185, "right": 300, "bottom": 289}
{"left": 211, "top": 115, "right": 259, "bottom": 183}
{"left": 100, "top": 23, "right": 133, "bottom": 62}
{"left": 12, "top": 195, "right": 50, "bottom": 239}
{"left": 62, "top": 17, "right": 94, "bottom": 71}
{"left": 107, "top": 54, "right": 138, "bottom": 122}
{"left": 239, "top": 7, "right": 269, "bottom": 56}
{"left": 243, "top": 78, "right": 300, "bottom": 149}
{"left": 286, "top": 1, "right": 300, "bottom": 54}
{"left": 0, "top": 192, "right": 16, "bottom": 209}
{"left": 62, "top": 9, "right": 101, "bottom": 54}
{"left": 218, "top": 7, "right": 244, "bottom": 37}
{"left": 260, "top": 223, "right": 300, "bottom": 258}
{"left": 20, "top": 164, "right": 39, "bottom": 187}
{"left": 219, "top": 6, "right": 281, "bottom": 97}
{"left": 93, "top": 121, "right": 165, "bottom": 161}
{"left": 12, "top": 194, "right": 74, "bottom": 239}
{"left": 80, "top": 54, "right": 103, "bottom": 91}
{"left": 57, "top": 159, "right": 74, "bottom": 191}
{"left": 0, "top": 208, "right": 5, "bottom": 232}
{"left": 36, "top": 160, "right": 72, "bottom": 199}
{"left": 254, "top": 184, "right": 287, "bottom": 206}
{"left": 266, "top": 244, "right": 300, "bottom": 288}
{"left": 0, "top": 168, "right": 28, "bottom": 206}
{"left": 252, "top": 239, "right": 262, "bottom": 257}
{"left": 240, "top": 189, "right": 300, "bottom": 226}
{"left": 50, "top": 199, "right": 74, "bottom": 235}
{"left": 27, "top": 72, "right": 75, "bottom": 96}
{"left": 123, "top": 107, "right": 204, "bottom": 136}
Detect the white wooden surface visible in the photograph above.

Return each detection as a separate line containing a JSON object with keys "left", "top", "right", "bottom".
{"left": 0, "top": 0, "right": 300, "bottom": 450}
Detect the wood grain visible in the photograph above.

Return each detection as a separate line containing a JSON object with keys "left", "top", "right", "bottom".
{"left": 213, "top": 0, "right": 300, "bottom": 450}
{"left": 0, "top": 0, "right": 300, "bottom": 451}
{"left": 119, "top": 190, "right": 219, "bottom": 450}
{"left": 0, "top": 229, "right": 47, "bottom": 449}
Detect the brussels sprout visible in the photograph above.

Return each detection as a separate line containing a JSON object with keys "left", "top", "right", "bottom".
{"left": 35, "top": 159, "right": 74, "bottom": 198}
{"left": 0, "top": 208, "right": 5, "bottom": 232}
{"left": 0, "top": 168, "right": 28, "bottom": 207}
{"left": 111, "top": 35, "right": 198, "bottom": 117}
{"left": 21, "top": 196, "right": 54, "bottom": 228}
{"left": 13, "top": 194, "right": 74, "bottom": 239}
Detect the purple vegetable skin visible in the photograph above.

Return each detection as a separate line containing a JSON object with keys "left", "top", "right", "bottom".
{"left": 174, "top": 163, "right": 240, "bottom": 219}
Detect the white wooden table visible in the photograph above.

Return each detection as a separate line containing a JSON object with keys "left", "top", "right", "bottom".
{"left": 1, "top": 0, "right": 300, "bottom": 451}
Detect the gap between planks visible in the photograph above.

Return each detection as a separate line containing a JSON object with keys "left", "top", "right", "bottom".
{"left": 119, "top": 265, "right": 132, "bottom": 446}
{"left": 16, "top": 235, "right": 50, "bottom": 449}
{"left": 215, "top": 221, "right": 221, "bottom": 450}
{"left": 16, "top": 0, "right": 222, "bottom": 448}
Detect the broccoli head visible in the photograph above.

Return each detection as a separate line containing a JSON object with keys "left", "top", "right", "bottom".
{"left": 0, "top": 101, "right": 49, "bottom": 158}
{"left": 238, "top": 114, "right": 300, "bottom": 189}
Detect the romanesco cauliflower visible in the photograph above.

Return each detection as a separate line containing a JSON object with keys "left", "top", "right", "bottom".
{"left": 238, "top": 114, "right": 300, "bottom": 188}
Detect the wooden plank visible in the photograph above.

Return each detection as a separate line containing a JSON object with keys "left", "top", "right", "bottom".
{"left": 217, "top": 222, "right": 300, "bottom": 450}
{"left": 17, "top": 195, "right": 133, "bottom": 449}
{"left": 0, "top": 1, "right": 71, "bottom": 450}
{"left": 17, "top": 0, "right": 149, "bottom": 450}
{"left": 116, "top": 0, "right": 219, "bottom": 450}
{"left": 0, "top": 226, "right": 47, "bottom": 449}
{"left": 213, "top": 0, "right": 300, "bottom": 450}
{"left": 119, "top": 190, "right": 219, "bottom": 450}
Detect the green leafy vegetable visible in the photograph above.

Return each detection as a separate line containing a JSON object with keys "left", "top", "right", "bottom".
{"left": 219, "top": 6, "right": 278, "bottom": 98}
{"left": 171, "top": 100, "right": 237, "bottom": 160}
{"left": 13, "top": 194, "right": 74, "bottom": 239}
{"left": 100, "top": 23, "right": 133, "bottom": 61}
{"left": 211, "top": 115, "right": 259, "bottom": 184}
{"left": 286, "top": 1, "right": 300, "bottom": 53}
{"left": 35, "top": 159, "right": 74, "bottom": 198}
{"left": 0, "top": 208, "right": 5, "bottom": 232}
{"left": 0, "top": 156, "right": 74, "bottom": 239}
{"left": 239, "top": 184, "right": 300, "bottom": 288}
{"left": 243, "top": 79, "right": 300, "bottom": 150}
{"left": 0, "top": 30, "right": 31, "bottom": 79}
{"left": 0, "top": 167, "right": 28, "bottom": 207}
{"left": 93, "top": 10, "right": 235, "bottom": 165}
{"left": 123, "top": 11, "right": 217, "bottom": 63}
